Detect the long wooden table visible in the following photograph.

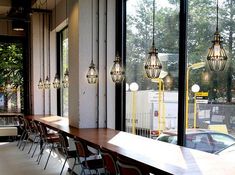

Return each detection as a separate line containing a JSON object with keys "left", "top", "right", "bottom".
{"left": 26, "top": 115, "right": 235, "bottom": 175}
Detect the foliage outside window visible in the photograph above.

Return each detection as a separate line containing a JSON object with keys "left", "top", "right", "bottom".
{"left": 0, "top": 42, "right": 23, "bottom": 112}
{"left": 126, "top": 0, "right": 179, "bottom": 137}
{"left": 60, "top": 28, "right": 69, "bottom": 117}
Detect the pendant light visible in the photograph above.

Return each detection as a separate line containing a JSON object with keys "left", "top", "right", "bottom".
{"left": 86, "top": 0, "right": 98, "bottom": 84}
{"left": 43, "top": 12, "right": 51, "bottom": 90}
{"left": 38, "top": 13, "right": 44, "bottom": 90}
{"left": 52, "top": 0, "right": 61, "bottom": 89}
{"left": 53, "top": 73, "right": 60, "bottom": 88}
{"left": 62, "top": 68, "right": 69, "bottom": 88}
{"left": 144, "top": 0, "right": 162, "bottom": 79}
{"left": 110, "top": 54, "right": 125, "bottom": 83}
{"left": 62, "top": 0, "right": 69, "bottom": 88}
{"left": 207, "top": 0, "right": 228, "bottom": 71}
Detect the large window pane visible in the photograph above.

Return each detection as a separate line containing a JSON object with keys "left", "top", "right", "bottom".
{"left": 0, "top": 42, "right": 24, "bottom": 112}
{"left": 186, "top": 0, "right": 235, "bottom": 155}
{"left": 126, "top": 0, "right": 179, "bottom": 138}
{"left": 60, "top": 27, "right": 69, "bottom": 117}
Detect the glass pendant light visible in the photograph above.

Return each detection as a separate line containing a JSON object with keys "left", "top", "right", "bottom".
{"left": 38, "top": 78, "right": 44, "bottom": 89}
{"left": 38, "top": 13, "right": 44, "bottom": 90}
{"left": 53, "top": 73, "right": 60, "bottom": 88}
{"left": 144, "top": 0, "right": 162, "bottom": 79}
{"left": 110, "top": 54, "right": 125, "bottom": 83}
{"left": 207, "top": 0, "right": 227, "bottom": 71}
{"left": 86, "top": 0, "right": 98, "bottom": 84}
{"left": 63, "top": 68, "right": 69, "bottom": 88}
{"left": 44, "top": 76, "right": 51, "bottom": 89}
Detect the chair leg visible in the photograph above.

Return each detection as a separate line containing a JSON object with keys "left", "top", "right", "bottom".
{"left": 19, "top": 131, "right": 28, "bottom": 149}
{"left": 28, "top": 135, "right": 37, "bottom": 154}
{"left": 17, "top": 130, "right": 26, "bottom": 148}
{"left": 37, "top": 142, "right": 46, "bottom": 164}
{"left": 70, "top": 158, "right": 77, "bottom": 174}
{"left": 60, "top": 156, "right": 68, "bottom": 175}
{"left": 44, "top": 144, "right": 54, "bottom": 170}
{"left": 22, "top": 132, "right": 31, "bottom": 151}
{"left": 31, "top": 139, "right": 40, "bottom": 158}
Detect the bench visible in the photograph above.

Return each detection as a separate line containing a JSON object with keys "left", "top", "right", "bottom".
{"left": 0, "top": 126, "right": 18, "bottom": 136}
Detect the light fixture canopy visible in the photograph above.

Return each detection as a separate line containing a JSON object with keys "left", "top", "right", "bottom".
{"left": 144, "top": 0, "right": 162, "bottom": 79}
{"left": 110, "top": 55, "right": 125, "bottom": 83}
{"left": 86, "top": 60, "right": 98, "bottom": 84}
{"left": 44, "top": 76, "right": 51, "bottom": 89}
{"left": 63, "top": 68, "right": 69, "bottom": 88}
{"left": 207, "top": 0, "right": 228, "bottom": 71}
{"left": 53, "top": 73, "right": 60, "bottom": 89}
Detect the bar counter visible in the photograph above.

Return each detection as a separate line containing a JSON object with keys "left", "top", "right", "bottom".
{"left": 26, "top": 115, "right": 235, "bottom": 175}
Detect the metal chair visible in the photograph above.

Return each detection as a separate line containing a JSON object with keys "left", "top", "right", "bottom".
{"left": 58, "top": 133, "right": 77, "bottom": 175}
{"left": 100, "top": 147, "right": 118, "bottom": 175}
{"left": 17, "top": 115, "right": 26, "bottom": 147}
{"left": 36, "top": 122, "right": 60, "bottom": 170}
{"left": 116, "top": 160, "right": 142, "bottom": 175}
{"left": 27, "top": 120, "right": 41, "bottom": 155}
{"left": 74, "top": 138, "right": 104, "bottom": 175}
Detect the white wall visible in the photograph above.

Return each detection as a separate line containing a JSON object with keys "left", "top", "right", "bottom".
{"left": 31, "top": 0, "right": 116, "bottom": 129}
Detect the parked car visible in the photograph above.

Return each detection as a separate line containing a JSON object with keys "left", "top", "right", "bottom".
{"left": 156, "top": 129, "right": 235, "bottom": 153}
{"left": 215, "top": 143, "right": 235, "bottom": 163}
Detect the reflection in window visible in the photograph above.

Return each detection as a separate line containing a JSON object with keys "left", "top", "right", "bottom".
{"left": 187, "top": 0, "right": 235, "bottom": 137}
{"left": 126, "top": 0, "right": 179, "bottom": 138}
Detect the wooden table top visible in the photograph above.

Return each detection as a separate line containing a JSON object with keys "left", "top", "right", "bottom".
{"left": 26, "top": 115, "right": 235, "bottom": 175}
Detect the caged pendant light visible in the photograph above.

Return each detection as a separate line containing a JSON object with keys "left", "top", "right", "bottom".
{"left": 52, "top": 0, "right": 61, "bottom": 89}
{"left": 86, "top": 0, "right": 98, "bottom": 84}
{"left": 62, "top": 0, "right": 69, "bottom": 88}
{"left": 207, "top": 0, "right": 228, "bottom": 71}
{"left": 62, "top": 68, "right": 69, "bottom": 88}
{"left": 110, "top": 54, "right": 125, "bottom": 83}
{"left": 144, "top": 0, "right": 162, "bottom": 79}
{"left": 38, "top": 13, "right": 44, "bottom": 90}
{"left": 43, "top": 12, "right": 51, "bottom": 90}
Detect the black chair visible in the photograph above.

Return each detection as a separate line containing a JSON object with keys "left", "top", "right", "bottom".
{"left": 27, "top": 120, "right": 41, "bottom": 155}
{"left": 74, "top": 138, "right": 104, "bottom": 175}
{"left": 17, "top": 115, "right": 26, "bottom": 147}
{"left": 58, "top": 133, "right": 77, "bottom": 175}
{"left": 36, "top": 122, "right": 60, "bottom": 170}
{"left": 116, "top": 160, "right": 142, "bottom": 175}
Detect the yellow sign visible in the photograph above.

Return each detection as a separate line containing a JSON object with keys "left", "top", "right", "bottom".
{"left": 195, "top": 92, "right": 208, "bottom": 97}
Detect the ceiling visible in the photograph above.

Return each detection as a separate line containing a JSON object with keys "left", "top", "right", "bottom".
{"left": 0, "top": 0, "right": 62, "bottom": 22}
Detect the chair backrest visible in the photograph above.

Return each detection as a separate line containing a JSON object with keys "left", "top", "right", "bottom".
{"left": 74, "top": 139, "right": 89, "bottom": 158}
{"left": 58, "top": 133, "right": 69, "bottom": 155}
{"left": 31, "top": 120, "right": 39, "bottom": 135}
{"left": 100, "top": 147, "right": 118, "bottom": 175}
{"left": 37, "top": 122, "right": 47, "bottom": 139}
{"left": 116, "top": 160, "right": 142, "bottom": 175}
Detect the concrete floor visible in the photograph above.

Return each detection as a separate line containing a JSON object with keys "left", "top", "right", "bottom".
{"left": 0, "top": 141, "right": 72, "bottom": 175}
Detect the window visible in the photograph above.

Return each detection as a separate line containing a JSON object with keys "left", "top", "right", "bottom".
{"left": 126, "top": 0, "right": 179, "bottom": 138}
{"left": 0, "top": 42, "right": 24, "bottom": 112}
{"left": 187, "top": 0, "right": 235, "bottom": 141}
{"left": 58, "top": 27, "right": 69, "bottom": 117}
{"left": 125, "top": 0, "right": 235, "bottom": 159}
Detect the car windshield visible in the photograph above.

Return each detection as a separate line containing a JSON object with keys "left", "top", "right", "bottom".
{"left": 157, "top": 134, "right": 177, "bottom": 144}
{"left": 216, "top": 143, "right": 235, "bottom": 155}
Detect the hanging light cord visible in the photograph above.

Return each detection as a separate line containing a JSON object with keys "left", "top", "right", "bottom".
{"left": 91, "top": 0, "right": 94, "bottom": 63}
{"left": 216, "top": 0, "right": 219, "bottom": 32}
{"left": 152, "top": 0, "right": 155, "bottom": 46}
{"left": 39, "top": 13, "right": 42, "bottom": 78}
